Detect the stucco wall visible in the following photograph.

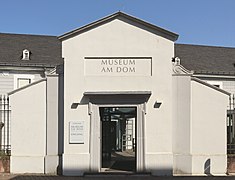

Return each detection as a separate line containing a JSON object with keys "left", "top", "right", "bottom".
{"left": 191, "top": 79, "right": 228, "bottom": 175}
{"left": 9, "top": 79, "right": 47, "bottom": 173}
{"left": 173, "top": 75, "right": 229, "bottom": 175}
{"left": 62, "top": 18, "right": 174, "bottom": 175}
{"left": 9, "top": 76, "right": 60, "bottom": 174}
{"left": 172, "top": 75, "right": 192, "bottom": 174}
{"left": 45, "top": 75, "right": 60, "bottom": 174}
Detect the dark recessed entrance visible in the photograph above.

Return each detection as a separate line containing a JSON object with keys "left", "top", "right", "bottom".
{"left": 99, "top": 107, "right": 137, "bottom": 172}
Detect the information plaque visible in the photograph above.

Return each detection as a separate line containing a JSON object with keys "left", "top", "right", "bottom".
{"left": 69, "top": 121, "right": 84, "bottom": 144}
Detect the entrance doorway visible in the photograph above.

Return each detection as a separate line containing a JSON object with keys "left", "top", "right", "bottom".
{"left": 99, "top": 107, "right": 137, "bottom": 172}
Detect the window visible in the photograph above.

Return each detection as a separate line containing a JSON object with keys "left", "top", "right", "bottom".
{"left": 17, "top": 78, "right": 31, "bottom": 88}
{"left": 14, "top": 75, "right": 34, "bottom": 89}
{"left": 22, "top": 49, "right": 30, "bottom": 60}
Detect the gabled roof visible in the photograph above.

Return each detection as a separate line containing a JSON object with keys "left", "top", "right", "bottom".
{"left": 175, "top": 43, "right": 235, "bottom": 76}
{"left": 0, "top": 33, "right": 63, "bottom": 67}
{"left": 58, "top": 11, "right": 179, "bottom": 41}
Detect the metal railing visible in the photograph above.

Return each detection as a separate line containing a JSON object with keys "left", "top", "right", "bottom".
{"left": 0, "top": 95, "right": 11, "bottom": 155}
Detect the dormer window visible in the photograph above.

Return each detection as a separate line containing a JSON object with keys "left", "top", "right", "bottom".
{"left": 22, "top": 49, "right": 30, "bottom": 60}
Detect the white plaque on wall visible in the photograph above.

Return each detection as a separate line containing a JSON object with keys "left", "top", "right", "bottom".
{"left": 84, "top": 57, "right": 152, "bottom": 76}
{"left": 69, "top": 121, "right": 84, "bottom": 144}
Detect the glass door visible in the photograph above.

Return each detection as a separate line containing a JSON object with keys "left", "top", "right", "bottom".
{"left": 100, "top": 107, "right": 137, "bottom": 172}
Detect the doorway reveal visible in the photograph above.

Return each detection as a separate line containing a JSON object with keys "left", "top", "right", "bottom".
{"left": 99, "top": 107, "right": 137, "bottom": 172}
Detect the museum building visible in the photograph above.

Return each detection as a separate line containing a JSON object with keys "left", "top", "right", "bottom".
{"left": 5, "top": 12, "right": 231, "bottom": 176}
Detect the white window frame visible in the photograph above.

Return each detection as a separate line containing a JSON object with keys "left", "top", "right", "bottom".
{"left": 14, "top": 74, "right": 35, "bottom": 89}
{"left": 206, "top": 81, "right": 223, "bottom": 89}
{"left": 22, "top": 49, "right": 30, "bottom": 60}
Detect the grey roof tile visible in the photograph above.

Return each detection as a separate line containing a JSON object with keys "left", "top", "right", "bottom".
{"left": 0, "top": 33, "right": 63, "bottom": 67}
{"left": 175, "top": 43, "right": 235, "bottom": 75}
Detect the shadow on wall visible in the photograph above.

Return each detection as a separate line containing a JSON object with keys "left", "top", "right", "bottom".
{"left": 204, "top": 158, "right": 211, "bottom": 176}
{"left": 62, "top": 167, "right": 173, "bottom": 177}
{"left": 153, "top": 101, "right": 162, "bottom": 108}
{"left": 145, "top": 166, "right": 173, "bottom": 176}
{"left": 70, "top": 96, "right": 89, "bottom": 109}
{"left": 10, "top": 168, "right": 174, "bottom": 178}
{"left": 78, "top": 93, "right": 151, "bottom": 105}
{"left": 57, "top": 72, "right": 64, "bottom": 175}
{"left": 10, "top": 168, "right": 87, "bottom": 179}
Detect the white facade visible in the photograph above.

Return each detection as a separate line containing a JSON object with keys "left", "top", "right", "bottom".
{"left": 0, "top": 71, "right": 43, "bottom": 94}
{"left": 173, "top": 75, "right": 228, "bottom": 175}
{"left": 61, "top": 15, "right": 175, "bottom": 175}
{"left": 10, "top": 79, "right": 47, "bottom": 173}
{"left": 8, "top": 12, "right": 230, "bottom": 176}
{"left": 9, "top": 75, "right": 61, "bottom": 174}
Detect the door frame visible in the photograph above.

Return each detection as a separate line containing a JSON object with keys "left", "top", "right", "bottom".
{"left": 89, "top": 102, "right": 146, "bottom": 173}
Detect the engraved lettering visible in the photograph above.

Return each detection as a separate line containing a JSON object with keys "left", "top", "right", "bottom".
{"left": 98, "top": 59, "right": 140, "bottom": 74}
{"left": 101, "top": 67, "right": 113, "bottom": 73}
{"left": 116, "top": 67, "right": 121, "bottom": 73}
{"left": 101, "top": 60, "right": 107, "bottom": 65}
{"left": 123, "top": 67, "right": 128, "bottom": 73}
{"left": 129, "top": 67, "right": 135, "bottom": 72}
{"left": 108, "top": 60, "right": 113, "bottom": 65}
{"left": 123, "top": 60, "right": 128, "bottom": 65}
{"left": 129, "top": 60, "right": 135, "bottom": 65}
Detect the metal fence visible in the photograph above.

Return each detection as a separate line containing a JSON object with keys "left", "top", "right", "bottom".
{"left": 0, "top": 95, "right": 11, "bottom": 155}
{"left": 227, "top": 94, "right": 235, "bottom": 154}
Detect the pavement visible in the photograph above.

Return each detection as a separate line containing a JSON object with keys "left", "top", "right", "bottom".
{"left": 2, "top": 174, "right": 235, "bottom": 180}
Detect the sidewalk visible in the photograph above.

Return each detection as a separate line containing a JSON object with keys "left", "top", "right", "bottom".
{"left": 1, "top": 173, "right": 235, "bottom": 180}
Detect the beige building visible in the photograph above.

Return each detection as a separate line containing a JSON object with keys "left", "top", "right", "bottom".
{"left": 7, "top": 12, "right": 230, "bottom": 176}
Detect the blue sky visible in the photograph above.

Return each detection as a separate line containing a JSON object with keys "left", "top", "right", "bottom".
{"left": 0, "top": 0, "right": 235, "bottom": 47}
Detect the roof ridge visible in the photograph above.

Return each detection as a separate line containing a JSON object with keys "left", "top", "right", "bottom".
{"left": 58, "top": 11, "right": 178, "bottom": 41}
